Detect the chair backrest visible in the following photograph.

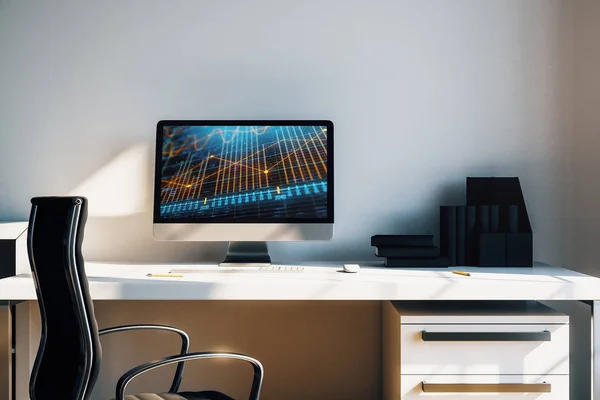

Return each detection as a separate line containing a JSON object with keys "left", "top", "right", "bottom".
{"left": 27, "top": 196, "right": 101, "bottom": 400}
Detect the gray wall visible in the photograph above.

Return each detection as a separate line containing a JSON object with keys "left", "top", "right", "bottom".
{"left": 0, "top": 0, "right": 574, "bottom": 265}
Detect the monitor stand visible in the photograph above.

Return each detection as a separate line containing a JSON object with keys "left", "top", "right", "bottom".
{"left": 219, "top": 241, "right": 272, "bottom": 267}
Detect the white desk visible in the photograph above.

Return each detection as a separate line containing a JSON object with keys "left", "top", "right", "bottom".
{"left": 1, "top": 261, "right": 599, "bottom": 301}
{"left": 2, "top": 261, "right": 600, "bottom": 399}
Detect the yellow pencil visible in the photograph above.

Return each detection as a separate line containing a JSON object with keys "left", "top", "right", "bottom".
{"left": 146, "top": 273, "right": 183, "bottom": 278}
{"left": 452, "top": 270, "right": 470, "bottom": 277}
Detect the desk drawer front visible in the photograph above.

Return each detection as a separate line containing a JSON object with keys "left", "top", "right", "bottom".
{"left": 400, "top": 374, "right": 569, "bottom": 399}
{"left": 400, "top": 324, "right": 568, "bottom": 375}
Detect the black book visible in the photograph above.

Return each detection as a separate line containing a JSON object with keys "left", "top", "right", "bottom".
{"left": 440, "top": 206, "right": 457, "bottom": 266}
{"left": 456, "top": 206, "right": 466, "bottom": 266}
{"left": 506, "top": 232, "right": 532, "bottom": 267}
{"left": 371, "top": 235, "right": 434, "bottom": 247}
{"left": 384, "top": 257, "right": 449, "bottom": 268}
{"left": 479, "top": 233, "right": 506, "bottom": 267}
{"left": 490, "top": 204, "right": 500, "bottom": 233}
{"left": 465, "top": 205, "right": 477, "bottom": 265}
{"left": 375, "top": 246, "right": 440, "bottom": 258}
{"left": 508, "top": 205, "right": 519, "bottom": 233}
{"left": 478, "top": 205, "right": 490, "bottom": 233}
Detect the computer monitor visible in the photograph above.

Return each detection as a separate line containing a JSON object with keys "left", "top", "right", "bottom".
{"left": 153, "top": 120, "right": 334, "bottom": 265}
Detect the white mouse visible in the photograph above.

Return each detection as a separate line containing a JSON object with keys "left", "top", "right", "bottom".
{"left": 343, "top": 264, "right": 360, "bottom": 273}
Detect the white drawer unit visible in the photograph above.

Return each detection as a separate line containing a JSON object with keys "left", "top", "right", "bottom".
{"left": 382, "top": 300, "right": 569, "bottom": 400}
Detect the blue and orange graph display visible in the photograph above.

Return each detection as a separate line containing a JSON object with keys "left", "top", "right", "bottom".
{"left": 159, "top": 125, "right": 329, "bottom": 220}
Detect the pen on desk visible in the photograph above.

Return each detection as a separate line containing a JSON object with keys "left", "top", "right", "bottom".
{"left": 146, "top": 273, "right": 183, "bottom": 278}
{"left": 452, "top": 270, "right": 470, "bottom": 277}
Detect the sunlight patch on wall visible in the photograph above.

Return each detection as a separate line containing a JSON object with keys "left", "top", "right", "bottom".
{"left": 69, "top": 142, "right": 153, "bottom": 217}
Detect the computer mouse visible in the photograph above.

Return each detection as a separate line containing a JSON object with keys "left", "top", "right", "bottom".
{"left": 343, "top": 264, "right": 360, "bottom": 273}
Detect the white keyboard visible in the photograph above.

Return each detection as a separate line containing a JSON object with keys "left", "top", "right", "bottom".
{"left": 170, "top": 266, "right": 304, "bottom": 274}
{"left": 259, "top": 266, "right": 304, "bottom": 272}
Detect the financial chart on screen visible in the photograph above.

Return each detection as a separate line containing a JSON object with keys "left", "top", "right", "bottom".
{"left": 159, "top": 124, "right": 329, "bottom": 221}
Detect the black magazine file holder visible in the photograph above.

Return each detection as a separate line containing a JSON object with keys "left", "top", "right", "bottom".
{"left": 466, "top": 177, "right": 533, "bottom": 267}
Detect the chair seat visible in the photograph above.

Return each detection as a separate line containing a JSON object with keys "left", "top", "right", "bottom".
{"left": 121, "top": 391, "right": 234, "bottom": 400}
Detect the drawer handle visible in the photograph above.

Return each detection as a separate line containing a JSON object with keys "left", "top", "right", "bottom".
{"left": 421, "top": 330, "right": 551, "bottom": 341}
{"left": 422, "top": 382, "right": 551, "bottom": 393}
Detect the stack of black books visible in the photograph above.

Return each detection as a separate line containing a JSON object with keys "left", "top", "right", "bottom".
{"left": 371, "top": 235, "right": 449, "bottom": 267}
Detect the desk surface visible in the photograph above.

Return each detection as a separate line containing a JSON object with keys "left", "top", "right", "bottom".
{"left": 1, "top": 261, "right": 600, "bottom": 301}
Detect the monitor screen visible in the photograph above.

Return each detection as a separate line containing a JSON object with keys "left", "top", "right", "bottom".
{"left": 154, "top": 120, "right": 333, "bottom": 224}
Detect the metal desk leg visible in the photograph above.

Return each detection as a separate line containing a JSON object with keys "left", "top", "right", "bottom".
{"left": 0, "top": 304, "right": 11, "bottom": 400}
{"left": 593, "top": 301, "right": 600, "bottom": 399}
{"left": 14, "top": 302, "right": 34, "bottom": 400}
{"left": 0, "top": 300, "right": 29, "bottom": 400}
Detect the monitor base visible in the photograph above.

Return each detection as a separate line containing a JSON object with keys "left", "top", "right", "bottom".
{"left": 219, "top": 241, "right": 272, "bottom": 266}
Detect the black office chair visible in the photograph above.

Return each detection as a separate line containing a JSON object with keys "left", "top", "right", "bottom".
{"left": 27, "top": 196, "right": 263, "bottom": 400}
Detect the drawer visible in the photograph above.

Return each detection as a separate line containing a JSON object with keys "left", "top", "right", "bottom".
{"left": 400, "top": 324, "right": 568, "bottom": 375}
{"left": 397, "top": 374, "right": 569, "bottom": 400}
